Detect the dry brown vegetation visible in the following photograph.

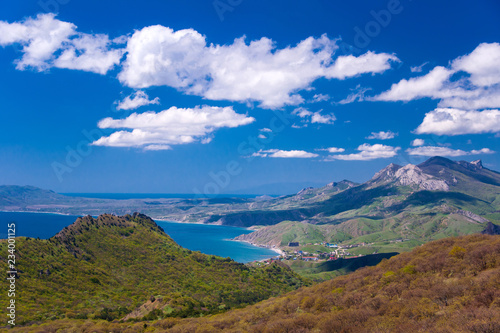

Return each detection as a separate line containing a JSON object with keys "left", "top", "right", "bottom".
{"left": 7, "top": 234, "right": 499, "bottom": 332}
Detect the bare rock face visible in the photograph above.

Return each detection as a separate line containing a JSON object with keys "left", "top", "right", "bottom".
{"left": 457, "top": 159, "right": 483, "bottom": 171}
{"left": 394, "top": 164, "right": 449, "bottom": 191}
{"left": 371, "top": 163, "right": 402, "bottom": 183}
{"left": 456, "top": 210, "right": 489, "bottom": 223}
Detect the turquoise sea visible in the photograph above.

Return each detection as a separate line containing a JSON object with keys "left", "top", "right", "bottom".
{"left": 0, "top": 212, "right": 277, "bottom": 263}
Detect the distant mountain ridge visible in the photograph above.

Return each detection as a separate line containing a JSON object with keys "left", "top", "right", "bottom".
{"left": 1, "top": 157, "right": 499, "bottom": 252}
{"left": 230, "top": 157, "right": 500, "bottom": 252}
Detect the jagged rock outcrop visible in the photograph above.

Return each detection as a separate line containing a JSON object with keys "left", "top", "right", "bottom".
{"left": 371, "top": 163, "right": 449, "bottom": 191}
{"left": 458, "top": 159, "right": 483, "bottom": 171}
{"left": 394, "top": 164, "right": 449, "bottom": 191}
{"left": 456, "top": 210, "right": 489, "bottom": 223}
{"left": 371, "top": 163, "right": 402, "bottom": 183}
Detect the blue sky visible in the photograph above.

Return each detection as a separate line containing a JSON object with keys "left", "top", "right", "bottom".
{"left": 0, "top": 0, "right": 499, "bottom": 194}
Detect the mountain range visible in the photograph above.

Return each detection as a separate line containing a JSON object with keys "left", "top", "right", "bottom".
{"left": 1, "top": 156, "right": 499, "bottom": 254}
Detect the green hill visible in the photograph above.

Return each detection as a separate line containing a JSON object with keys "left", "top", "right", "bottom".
{"left": 0, "top": 213, "right": 308, "bottom": 326}
{"left": 10, "top": 234, "right": 500, "bottom": 332}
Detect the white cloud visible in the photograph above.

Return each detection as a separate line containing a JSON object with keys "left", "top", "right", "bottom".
{"left": 311, "top": 112, "right": 336, "bottom": 124}
{"left": 437, "top": 86, "right": 500, "bottom": 110}
{"left": 116, "top": 91, "right": 160, "bottom": 110}
{"left": 452, "top": 42, "right": 500, "bottom": 87}
{"left": 53, "top": 33, "right": 124, "bottom": 74}
{"left": 406, "top": 146, "right": 494, "bottom": 157}
{"left": 92, "top": 105, "right": 254, "bottom": 148}
{"left": 410, "top": 62, "right": 428, "bottom": 73}
{"left": 366, "top": 131, "right": 397, "bottom": 140}
{"left": 338, "top": 85, "right": 371, "bottom": 104}
{"left": 373, "top": 66, "right": 454, "bottom": 102}
{"left": 143, "top": 144, "right": 172, "bottom": 151}
{"left": 1, "top": 14, "right": 398, "bottom": 109}
{"left": 311, "top": 94, "right": 330, "bottom": 103}
{"left": 0, "top": 13, "right": 75, "bottom": 71}
{"left": 252, "top": 149, "right": 318, "bottom": 158}
{"left": 258, "top": 134, "right": 266, "bottom": 139}
{"left": 259, "top": 128, "right": 272, "bottom": 132}
{"left": 292, "top": 107, "right": 335, "bottom": 125}
{"left": 293, "top": 107, "right": 313, "bottom": 118}
{"left": 415, "top": 108, "right": 500, "bottom": 135}
{"left": 326, "top": 51, "right": 399, "bottom": 79}
{"left": 317, "top": 147, "right": 345, "bottom": 153}
{"left": 327, "top": 143, "right": 400, "bottom": 161}
{"left": 118, "top": 26, "right": 398, "bottom": 108}
{"left": 0, "top": 13, "right": 122, "bottom": 74}
{"left": 372, "top": 43, "right": 500, "bottom": 111}
{"left": 411, "top": 139, "right": 425, "bottom": 146}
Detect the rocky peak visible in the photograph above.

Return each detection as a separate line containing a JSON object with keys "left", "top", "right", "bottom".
{"left": 394, "top": 164, "right": 449, "bottom": 191}
{"left": 371, "top": 163, "right": 402, "bottom": 182}
{"left": 296, "top": 187, "right": 314, "bottom": 196}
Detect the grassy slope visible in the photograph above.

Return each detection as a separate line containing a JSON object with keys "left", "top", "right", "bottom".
{"left": 0, "top": 213, "right": 309, "bottom": 326}
{"left": 12, "top": 234, "right": 500, "bottom": 332}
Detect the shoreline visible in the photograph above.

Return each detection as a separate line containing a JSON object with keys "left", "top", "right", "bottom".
{"left": 232, "top": 238, "right": 284, "bottom": 257}
{"left": 0, "top": 210, "right": 81, "bottom": 217}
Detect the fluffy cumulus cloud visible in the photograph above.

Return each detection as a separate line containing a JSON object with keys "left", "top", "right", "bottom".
{"left": 311, "top": 112, "right": 336, "bottom": 124}
{"left": 92, "top": 106, "right": 254, "bottom": 149}
{"left": 373, "top": 42, "right": 500, "bottom": 110}
{"left": 366, "top": 130, "right": 397, "bottom": 140}
{"left": 116, "top": 91, "right": 160, "bottom": 110}
{"left": 373, "top": 66, "right": 454, "bottom": 102}
{"left": 415, "top": 108, "right": 500, "bottom": 135}
{"left": 327, "top": 143, "right": 400, "bottom": 161}
{"left": 118, "top": 26, "right": 398, "bottom": 108}
{"left": 0, "top": 14, "right": 398, "bottom": 109}
{"left": 252, "top": 149, "right": 319, "bottom": 158}
{"left": 0, "top": 13, "right": 123, "bottom": 74}
{"left": 406, "top": 146, "right": 494, "bottom": 157}
{"left": 452, "top": 43, "right": 500, "bottom": 87}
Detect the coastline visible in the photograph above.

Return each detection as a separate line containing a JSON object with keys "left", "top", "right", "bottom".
{"left": 0, "top": 210, "right": 81, "bottom": 217}
{"left": 232, "top": 238, "right": 284, "bottom": 257}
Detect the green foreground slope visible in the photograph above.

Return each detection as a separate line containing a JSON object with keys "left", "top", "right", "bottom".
{"left": 0, "top": 213, "right": 308, "bottom": 326}
{"left": 9, "top": 234, "right": 500, "bottom": 332}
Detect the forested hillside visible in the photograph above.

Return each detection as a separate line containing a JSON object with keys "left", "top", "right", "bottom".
{"left": 0, "top": 213, "right": 308, "bottom": 326}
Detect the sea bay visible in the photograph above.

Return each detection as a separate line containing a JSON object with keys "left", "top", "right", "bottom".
{"left": 0, "top": 211, "right": 276, "bottom": 263}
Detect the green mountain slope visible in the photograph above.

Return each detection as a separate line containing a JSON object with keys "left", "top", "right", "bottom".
{"left": 0, "top": 213, "right": 308, "bottom": 326}
{"left": 232, "top": 157, "right": 500, "bottom": 252}
{"left": 12, "top": 234, "right": 500, "bottom": 332}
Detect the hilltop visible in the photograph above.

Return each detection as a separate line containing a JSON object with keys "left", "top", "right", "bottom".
{"left": 9, "top": 234, "right": 500, "bottom": 332}
{"left": 0, "top": 213, "right": 308, "bottom": 326}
